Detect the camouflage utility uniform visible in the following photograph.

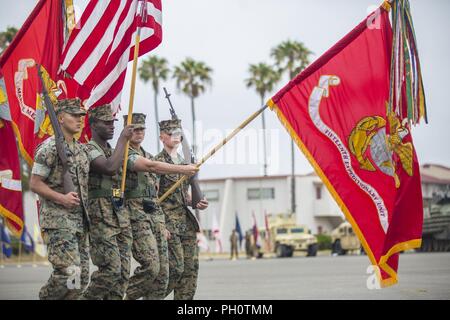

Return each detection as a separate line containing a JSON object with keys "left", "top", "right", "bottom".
{"left": 156, "top": 119, "right": 200, "bottom": 300}
{"left": 32, "top": 99, "right": 90, "bottom": 300}
{"left": 123, "top": 113, "right": 169, "bottom": 300}
{"left": 82, "top": 105, "right": 132, "bottom": 300}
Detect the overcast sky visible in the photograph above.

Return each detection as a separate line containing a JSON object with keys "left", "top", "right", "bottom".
{"left": 1, "top": 0, "right": 449, "bottom": 179}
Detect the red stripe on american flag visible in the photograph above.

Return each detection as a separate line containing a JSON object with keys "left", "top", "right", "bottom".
{"left": 91, "top": 70, "right": 127, "bottom": 108}
{"left": 130, "top": 14, "right": 162, "bottom": 59}
{"left": 61, "top": 0, "right": 100, "bottom": 62}
{"left": 62, "top": 0, "right": 162, "bottom": 111}
{"left": 80, "top": 1, "right": 135, "bottom": 89}
{"left": 63, "top": 1, "right": 122, "bottom": 76}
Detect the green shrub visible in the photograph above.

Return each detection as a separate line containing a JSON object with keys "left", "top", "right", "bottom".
{"left": 316, "top": 234, "right": 332, "bottom": 251}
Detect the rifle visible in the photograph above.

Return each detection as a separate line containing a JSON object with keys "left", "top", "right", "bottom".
{"left": 163, "top": 87, "right": 203, "bottom": 209}
{"left": 37, "top": 65, "right": 75, "bottom": 194}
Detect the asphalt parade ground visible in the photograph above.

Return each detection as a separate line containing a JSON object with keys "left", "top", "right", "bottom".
{"left": 0, "top": 252, "right": 449, "bottom": 300}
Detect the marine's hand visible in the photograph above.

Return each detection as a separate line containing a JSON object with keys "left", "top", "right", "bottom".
{"left": 183, "top": 164, "right": 199, "bottom": 176}
{"left": 196, "top": 198, "right": 209, "bottom": 210}
{"left": 164, "top": 228, "right": 171, "bottom": 240}
{"left": 120, "top": 125, "right": 135, "bottom": 140}
{"left": 59, "top": 192, "right": 80, "bottom": 208}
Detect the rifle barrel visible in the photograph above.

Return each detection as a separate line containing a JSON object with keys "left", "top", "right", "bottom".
{"left": 36, "top": 65, "right": 75, "bottom": 193}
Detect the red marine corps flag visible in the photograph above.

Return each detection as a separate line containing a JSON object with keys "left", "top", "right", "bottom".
{"left": 268, "top": 3, "right": 425, "bottom": 287}
{"left": 0, "top": 0, "right": 68, "bottom": 165}
{"left": 0, "top": 74, "right": 24, "bottom": 236}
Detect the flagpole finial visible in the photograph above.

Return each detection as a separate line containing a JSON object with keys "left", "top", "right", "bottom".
{"left": 139, "top": 0, "right": 149, "bottom": 24}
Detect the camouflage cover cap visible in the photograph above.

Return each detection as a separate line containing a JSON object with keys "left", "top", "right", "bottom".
{"left": 87, "top": 104, "right": 117, "bottom": 121}
{"left": 56, "top": 98, "right": 86, "bottom": 115}
{"left": 123, "top": 113, "right": 146, "bottom": 129}
{"left": 159, "top": 119, "right": 182, "bottom": 134}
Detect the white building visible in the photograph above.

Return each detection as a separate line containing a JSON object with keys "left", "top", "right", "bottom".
{"left": 420, "top": 164, "right": 450, "bottom": 218}
{"left": 198, "top": 164, "right": 450, "bottom": 252}
{"left": 198, "top": 173, "right": 344, "bottom": 252}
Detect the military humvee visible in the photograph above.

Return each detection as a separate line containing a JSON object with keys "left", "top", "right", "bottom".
{"left": 259, "top": 214, "right": 318, "bottom": 258}
{"left": 420, "top": 195, "right": 450, "bottom": 252}
{"left": 330, "top": 221, "right": 361, "bottom": 255}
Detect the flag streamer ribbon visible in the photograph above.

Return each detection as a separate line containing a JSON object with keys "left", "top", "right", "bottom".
{"left": 388, "top": 0, "right": 427, "bottom": 124}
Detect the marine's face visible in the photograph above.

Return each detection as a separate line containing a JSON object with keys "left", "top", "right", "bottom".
{"left": 59, "top": 112, "right": 84, "bottom": 135}
{"left": 131, "top": 128, "right": 145, "bottom": 145}
{"left": 160, "top": 131, "right": 181, "bottom": 148}
{"left": 93, "top": 119, "right": 115, "bottom": 140}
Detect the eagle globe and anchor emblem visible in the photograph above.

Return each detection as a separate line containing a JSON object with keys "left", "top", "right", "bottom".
{"left": 348, "top": 105, "right": 414, "bottom": 188}
{"left": 308, "top": 75, "right": 414, "bottom": 233}
{"left": 14, "top": 59, "right": 86, "bottom": 140}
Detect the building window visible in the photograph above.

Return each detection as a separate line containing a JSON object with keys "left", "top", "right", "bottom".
{"left": 247, "top": 188, "right": 275, "bottom": 200}
{"left": 203, "top": 189, "right": 219, "bottom": 202}
{"left": 315, "top": 184, "right": 322, "bottom": 200}
{"left": 247, "top": 189, "right": 260, "bottom": 200}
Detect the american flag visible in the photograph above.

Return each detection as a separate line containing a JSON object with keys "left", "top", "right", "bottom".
{"left": 61, "top": 0, "right": 162, "bottom": 113}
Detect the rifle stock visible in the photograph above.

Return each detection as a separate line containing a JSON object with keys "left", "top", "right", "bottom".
{"left": 37, "top": 65, "right": 75, "bottom": 194}
{"left": 189, "top": 173, "right": 203, "bottom": 208}
{"left": 163, "top": 87, "right": 204, "bottom": 208}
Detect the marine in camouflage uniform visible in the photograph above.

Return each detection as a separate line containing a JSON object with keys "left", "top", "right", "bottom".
{"left": 155, "top": 119, "right": 202, "bottom": 300}
{"left": 82, "top": 105, "right": 133, "bottom": 300}
{"left": 30, "top": 99, "right": 90, "bottom": 300}
{"left": 123, "top": 114, "right": 199, "bottom": 300}
{"left": 121, "top": 113, "right": 168, "bottom": 300}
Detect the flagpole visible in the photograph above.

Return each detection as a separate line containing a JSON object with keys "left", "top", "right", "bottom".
{"left": 157, "top": 105, "right": 269, "bottom": 204}
{"left": 120, "top": 3, "right": 146, "bottom": 199}
{"left": 17, "top": 235, "right": 22, "bottom": 268}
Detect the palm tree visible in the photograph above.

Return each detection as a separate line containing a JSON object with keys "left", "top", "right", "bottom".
{"left": 0, "top": 26, "right": 18, "bottom": 53}
{"left": 271, "top": 40, "right": 312, "bottom": 79}
{"left": 245, "top": 63, "right": 281, "bottom": 176}
{"left": 139, "top": 55, "right": 170, "bottom": 151}
{"left": 271, "top": 40, "right": 312, "bottom": 214}
{"left": 172, "top": 58, "right": 212, "bottom": 156}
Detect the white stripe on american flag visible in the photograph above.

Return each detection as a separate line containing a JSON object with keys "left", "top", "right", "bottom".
{"left": 61, "top": 1, "right": 110, "bottom": 70}
{"left": 111, "top": 2, "right": 138, "bottom": 53}
{"left": 110, "top": 91, "right": 124, "bottom": 114}
{"left": 108, "top": 0, "right": 161, "bottom": 53}
{"left": 74, "top": 0, "right": 129, "bottom": 85}
{"left": 86, "top": 50, "right": 129, "bottom": 108}
{"left": 61, "top": 0, "right": 162, "bottom": 111}
{"left": 143, "top": 0, "right": 162, "bottom": 25}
